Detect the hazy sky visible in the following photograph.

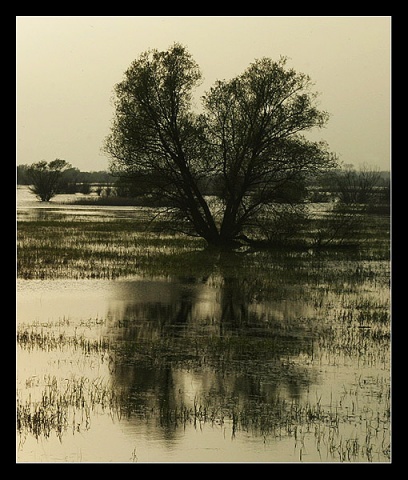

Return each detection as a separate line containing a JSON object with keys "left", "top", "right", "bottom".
{"left": 16, "top": 16, "right": 391, "bottom": 172}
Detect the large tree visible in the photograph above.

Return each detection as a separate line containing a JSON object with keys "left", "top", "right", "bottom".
{"left": 104, "top": 43, "right": 337, "bottom": 248}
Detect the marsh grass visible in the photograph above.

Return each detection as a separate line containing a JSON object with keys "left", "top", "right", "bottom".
{"left": 17, "top": 216, "right": 206, "bottom": 279}
{"left": 17, "top": 375, "right": 122, "bottom": 443}
{"left": 17, "top": 274, "right": 390, "bottom": 461}
{"left": 16, "top": 204, "right": 390, "bottom": 462}
{"left": 17, "top": 205, "right": 389, "bottom": 280}
{"left": 17, "top": 326, "right": 110, "bottom": 356}
{"left": 17, "top": 366, "right": 390, "bottom": 462}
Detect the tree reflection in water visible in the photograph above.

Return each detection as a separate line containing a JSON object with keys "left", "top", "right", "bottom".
{"left": 106, "top": 250, "right": 316, "bottom": 435}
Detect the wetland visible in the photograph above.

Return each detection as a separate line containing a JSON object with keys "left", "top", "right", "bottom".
{"left": 16, "top": 186, "right": 391, "bottom": 463}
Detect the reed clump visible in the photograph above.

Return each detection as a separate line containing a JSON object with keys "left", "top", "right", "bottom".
{"left": 17, "top": 375, "right": 124, "bottom": 442}
{"left": 17, "top": 326, "right": 111, "bottom": 356}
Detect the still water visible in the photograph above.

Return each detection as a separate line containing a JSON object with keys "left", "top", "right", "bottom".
{"left": 16, "top": 188, "right": 391, "bottom": 463}
{"left": 17, "top": 275, "right": 390, "bottom": 463}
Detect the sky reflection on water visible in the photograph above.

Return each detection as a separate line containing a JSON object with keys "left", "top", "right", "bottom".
{"left": 16, "top": 189, "right": 390, "bottom": 462}
{"left": 17, "top": 273, "right": 390, "bottom": 463}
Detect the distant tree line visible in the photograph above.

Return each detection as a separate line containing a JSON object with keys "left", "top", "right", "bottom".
{"left": 114, "top": 165, "right": 390, "bottom": 208}
{"left": 18, "top": 158, "right": 389, "bottom": 249}
{"left": 17, "top": 162, "right": 115, "bottom": 199}
{"left": 18, "top": 159, "right": 390, "bottom": 210}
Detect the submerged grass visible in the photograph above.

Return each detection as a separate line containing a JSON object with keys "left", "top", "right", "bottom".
{"left": 17, "top": 206, "right": 390, "bottom": 280}
{"left": 17, "top": 375, "right": 121, "bottom": 443}
{"left": 17, "top": 274, "right": 391, "bottom": 461}
{"left": 17, "top": 366, "right": 390, "bottom": 462}
{"left": 16, "top": 204, "right": 391, "bottom": 462}
{"left": 17, "top": 216, "right": 206, "bottom": 279}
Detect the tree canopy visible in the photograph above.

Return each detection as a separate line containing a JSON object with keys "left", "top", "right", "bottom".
{"left": 104, "top": 43, "right": 337, "bottom": 248}
{"left": 25, "top": 159, "right": 71, "bottom": 202}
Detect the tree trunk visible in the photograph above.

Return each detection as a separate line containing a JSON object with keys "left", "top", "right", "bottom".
{"left": 204, "top": 229, "right": 242, "bottom": 250}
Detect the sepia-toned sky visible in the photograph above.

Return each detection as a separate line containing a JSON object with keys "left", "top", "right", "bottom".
{"left": 16, "top": 16, "right": 391, "bottom": 172}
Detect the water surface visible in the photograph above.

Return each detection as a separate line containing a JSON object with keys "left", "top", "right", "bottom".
{"left": 17, "top": 274, "right": 390, "bottom": 463}
{"left": 16, "top": 187, "right": 391, "bottom": 463}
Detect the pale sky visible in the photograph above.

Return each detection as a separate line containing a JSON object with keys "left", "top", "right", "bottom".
{"left": 16, "top": 16, "right": 391, "bottom": 172}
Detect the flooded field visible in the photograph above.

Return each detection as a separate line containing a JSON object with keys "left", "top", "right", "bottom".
{"left": 16, "top": 187, "right": 391, "bottom": 463}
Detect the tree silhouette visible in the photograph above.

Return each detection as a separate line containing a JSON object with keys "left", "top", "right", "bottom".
{"left": 104, "top": 43, "right": 337, "bottom": 248}
{"left": 26, "top": 159, "right": 71, "bottom": 202}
